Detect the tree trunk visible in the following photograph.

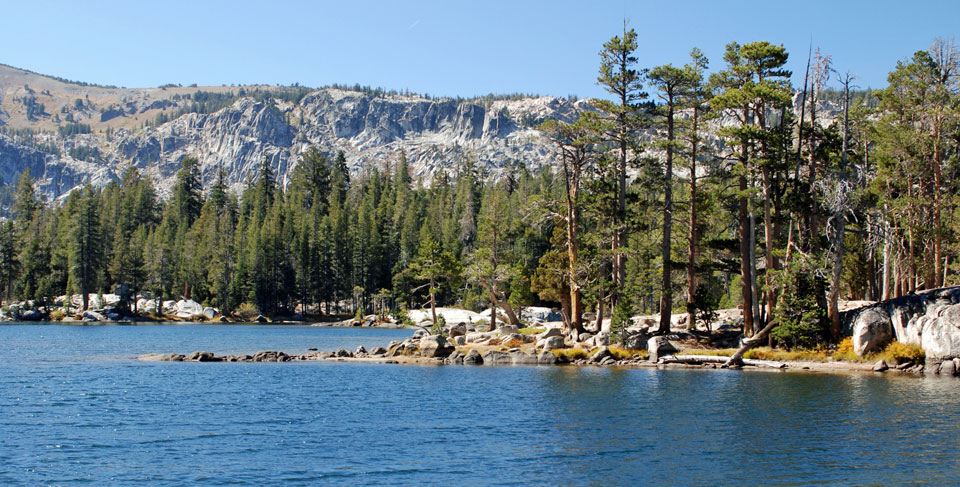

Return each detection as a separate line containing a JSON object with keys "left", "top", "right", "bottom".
{"left": 658, "top": 102, "right": 675, "bottom": 334}
{"left": 595, "top": 298, "right": 604, "bottom": 333}
{"left": 723, "top": 319, "right": 779, "bottom": 367}
{"left": 761, "top": 166, "right": 777, "bottom": 328}
{"left": 429, "top": 276, "right": 437, "bottom": 327}
{"left": 686, "top": 109, "right": 699, "bottom": 329}
{"left": 568, "top": 197, "right": 583, "bottom": 334}
{"left": 739, "top": 173, "right": 754, "bottom": 337}
{"left": 479, "top": 280, "right": 519, "bottom": 328}
{"left": 750, "top": 211, "right": 760, "bottom": 328}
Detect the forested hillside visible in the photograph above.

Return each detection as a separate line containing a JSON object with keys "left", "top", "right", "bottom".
{"left": 1, "top": 31, "right": 958, "bottom": 350}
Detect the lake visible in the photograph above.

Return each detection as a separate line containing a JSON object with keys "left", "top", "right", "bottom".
{"left": 1, "top": 323, "right": 958, "bottom": 486}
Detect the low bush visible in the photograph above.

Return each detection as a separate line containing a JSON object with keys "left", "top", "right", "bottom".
{"left": 879, "top": 341, "right": 925, "bottom": 364}
{"left": 49, "top": 309, "right": 66, "bottom": 321}
{"left": 234, "top": 302, "right": 259, "bottom": 321}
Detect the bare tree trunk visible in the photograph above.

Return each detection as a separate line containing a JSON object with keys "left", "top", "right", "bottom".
{"left": 723, "top": 319, "right": 779, "bottom": 368}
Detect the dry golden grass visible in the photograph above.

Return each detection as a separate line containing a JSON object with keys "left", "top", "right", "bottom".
{"left": 683, "top": 337, "right": 925, "bottom": 365}
{"left": 551, "top": 348, "right": 590, "bottom": 361}
{"left": 609, "top": 346, "right": 648, "bottom": 360}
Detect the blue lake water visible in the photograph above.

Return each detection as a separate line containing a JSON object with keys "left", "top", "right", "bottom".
{"left": 1, "top": 323, "right": 959, "bottom": 486}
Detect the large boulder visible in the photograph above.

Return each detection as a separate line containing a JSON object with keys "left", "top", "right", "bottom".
{"left": 447, "top": 323, "right": 467, "bottom": 338}
{"left": 136, "top": 298, "right": 158, "bottom": 314}
{"left": 510, "top": 351, "right": 539, "bottom": 365}
{"left": 202, "top": 307, "right": 217, "bottom": 320}
{"left": 463, "top": 349, "right": 483, "bottom": 365}
{"left": 648, "top": 336, "right": 679, "bottom": 362}
{"left": 939, "top": 359, "right": 957, "bottom": 376}
{"left": 175, "top": 299, "right": 204, "bottom": 319}
{"left": 536, "top": 327, "right": 563, "bottom": 340}
{"left": 521, "top": 307, "right": 563, "bottom": 324}
{"left": 591, "top": 346, "right": 612, "bottom": 363}
{"left": 465, "top": 332, "right": 492, "bottom": 343}
{"left": 920, "top": 305, "right": 960, "bottom": 361}
{"left": 537, "top": 335, "right": 566, "bottom": 351}
{"left": 82, "top": 310, "right": 105, "bottom": 322}
{"left": 420, "top": 335, "right": 455, "bottom": 358}
{"left": 481, "top": 350, "right": 512, "bottom": 365}
{"left": 20, "top": 309, "right": 42, "bottom": 321}
{"left": 496, "top": 324, "right": 519, "bottom": 335}
{"left": 852, "top": 308, "right": 894, "bottom": 356}
{"left": 537, "top": 350, "right": 559, "bottom": 365}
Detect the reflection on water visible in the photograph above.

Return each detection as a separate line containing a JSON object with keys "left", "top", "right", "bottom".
{"left": 0, "top": 324, "right": 958, "bottom": 486}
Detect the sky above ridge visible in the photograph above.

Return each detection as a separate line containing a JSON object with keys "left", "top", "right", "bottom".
{"left": 2, "top": 0, "right": 957, "bottom": 99}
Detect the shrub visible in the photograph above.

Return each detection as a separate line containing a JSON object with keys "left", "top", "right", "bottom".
{"left": 880, "top": 341, "right": 925, "bottom": 365}
{"left": 430, "top": 316, "right": 446, "bottom": 336}
{"left": 234, "top": 302, "right": 259, "bottom": 321}
{"left": 770, "top": 254, "right": 828, "bottom": 349}
{"left": 610, "top": 297, "right": 634, "bottom": 341}
{"left": 833, "top": 337, "right": 859, "bottom": 361}
{"left": 395, "top": 309, "right": 414, "bottom": 327}
{"left": 49, "top": 309, "right": 66, "bottom": 321}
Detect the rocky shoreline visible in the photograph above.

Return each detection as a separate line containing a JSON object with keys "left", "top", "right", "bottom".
{"left": 137, "top": 325, "right": 949, "bottom": 378}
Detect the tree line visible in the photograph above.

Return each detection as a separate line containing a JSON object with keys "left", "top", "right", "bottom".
{"left": 0, "top": 31, "right": 958, "bottom": 349}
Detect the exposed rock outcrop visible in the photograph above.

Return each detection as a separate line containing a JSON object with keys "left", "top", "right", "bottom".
{"left": 845, "top": 287, "right": 960, "bottom": 365}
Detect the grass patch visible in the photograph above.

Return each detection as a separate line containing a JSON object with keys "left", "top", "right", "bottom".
{"left": 609, "top": 346, "right": 648, "bottom": 360}
{"left": 502, "top": 338, "right": 526, "bottom": 348}
{"left": 518, "top": 327, "right": 546, "bottom": 335}
{"left": 551, "top": 348, "right": 590, "bottom": 361}
{"left": 682, "top": 348, "right": 738, "bottom": 357}
{"left": 744, "top": 348, "right": 836, "bottom": 362}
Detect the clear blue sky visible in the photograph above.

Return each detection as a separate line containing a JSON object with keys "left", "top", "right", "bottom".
{"left": 2, "top": 0, "right": 957, "bottom": 98}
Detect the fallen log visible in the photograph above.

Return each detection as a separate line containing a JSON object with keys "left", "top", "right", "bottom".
{"left": 661, "top": 354, "right": 786, "bottom": 369}
{"left": 723, "top": 320, "right": 779, "bottom": 368}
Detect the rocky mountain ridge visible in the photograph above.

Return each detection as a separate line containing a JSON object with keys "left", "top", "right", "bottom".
{"left": 0, "top": 63, "right": 592, "bottom": 201}
{"left": 0, "top": 63, "right": 844, "bottom": 203}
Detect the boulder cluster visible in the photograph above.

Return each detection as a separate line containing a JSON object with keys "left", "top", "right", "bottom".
{"left": 849, "top": 287, "right": 960, "bottom": 376}
{"left": 4, "top": 293, "right": 225, "bottom": 323}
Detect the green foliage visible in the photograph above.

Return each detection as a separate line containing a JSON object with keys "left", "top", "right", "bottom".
{"left": 770, "top": 255, "right": 828, "bottom": 349}
{"left": 57, "top": 123, "right": 92, "bottom": 137}
{"left": 68, "top": 146, "right": 104, "bottom": 164}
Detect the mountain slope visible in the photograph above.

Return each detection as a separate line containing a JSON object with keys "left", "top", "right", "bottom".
{"left": 0, "top": 64, "right": 582, "bottom": 201}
